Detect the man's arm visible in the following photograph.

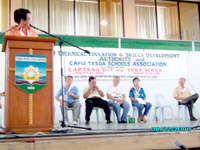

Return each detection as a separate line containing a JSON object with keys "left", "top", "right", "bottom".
{"left": 130, "top": 96, "right": 138, "bottom": 102}
{"left": 66, "top": 91, "right": 79, "bottom": 100}
{"left": 173, "top": 88, "right": 187, "bottom": 101}
{"left": 174, "top": 96, "right": 187, "bottom": 101}
{"left": 83, "top": 86, "right": 93, "bottom": 99}
{"left": 107, "top": 93, "right": 119, "bottom": 102}
{"left": 143, "top": 96, "right": 147, "bottom": 101}
{"left": 97, "top": 89, "right": 104, "bottom": 97}
{"left": 94, "top": 85, "right": 104, "bottom": 97}
{"left": 55, "top": 96, "right": 62, "bottom": 105}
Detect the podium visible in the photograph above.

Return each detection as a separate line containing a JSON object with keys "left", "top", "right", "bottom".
{"left": 2, "top": 35, "right": 57, "bottom": 133}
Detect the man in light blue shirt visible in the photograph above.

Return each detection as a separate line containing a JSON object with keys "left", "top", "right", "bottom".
{"left": 55, "top": 75, "right": 81, "bottom": 125}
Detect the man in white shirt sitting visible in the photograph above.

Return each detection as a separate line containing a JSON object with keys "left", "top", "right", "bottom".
{"left": 107, "top": 76, "right": 130, "bottom": 123}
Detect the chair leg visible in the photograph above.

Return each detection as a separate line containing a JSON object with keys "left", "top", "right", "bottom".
{"left": 112, "top": 109, "right": 115, "bottom": 123}
{"left": 101, "top": 109, "right": 105, "bottom": 123}
{"left": 133, "top": 107, "right": 138, "bottom": 123}
{"left": 148, "top": 112, "right": 151, "bottom": 122}
{"left": 178, "top": 107, "right": 180, "bottom": 120}
{"left": 159, "top": 108, "right": 163, "bottom": 122}
{"left": 155, "top": 107, "right": 159, "bottom": 122}
{"left": 183, "top": 106, "right": 187, "bottom": 121}
{"left": 96, "top": 109, "right": 99, "bottom": 124}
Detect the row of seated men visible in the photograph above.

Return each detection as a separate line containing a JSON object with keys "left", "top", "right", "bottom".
{"left": 55, "top": 76, "right": 199, "bottom": 126}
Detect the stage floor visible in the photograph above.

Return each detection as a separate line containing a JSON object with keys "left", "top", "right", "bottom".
{"left": 0, "top": 119, "right": 199, "bottom": 150}
{"left": 0, "top": 119, "right": 199, "bottom": 138}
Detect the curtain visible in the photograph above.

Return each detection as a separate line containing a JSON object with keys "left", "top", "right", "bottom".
{"left": 157, "top": 7, "right": 170, "bottom": 39}
{"left": 23, "top": 0, "right": 48, "bottom": 33}
{"left": 135, "top": 6, "right": 157, "bottom": 39}
{"left": 116, "top": 3, "right": 123, "bottom": 37}
{"left": 76, "top": 1, "right": 99, "bottom": 36}
{"left": 136, "top": 5, "right": 179, "bottom": 40}
{"left": 50, "top": 0, "right": 74, "bottom": 35}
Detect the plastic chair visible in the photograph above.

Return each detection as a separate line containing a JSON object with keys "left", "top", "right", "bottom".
{"left": 93, "top": 107, "right": 105, "bottom": 124}
{"left": 154, "top": 94, "right": 174, "bottom": 122}
{"left": 67, "top": 108, "right": 81, "bottom": 124}
{"left": 109, "top": 107, "right": 116, "bottom": 123}
{"left": 132, "top": 106, "right": 151, "bottom": 123}
{"left": 178, "top": 105, "right": 196, "bottom": 121}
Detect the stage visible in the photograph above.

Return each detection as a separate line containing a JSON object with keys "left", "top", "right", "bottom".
{"left": 0, "top": 119, "right": 199, "bottom": 150}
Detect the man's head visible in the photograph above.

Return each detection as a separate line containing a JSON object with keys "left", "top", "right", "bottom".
{"left": 179, "top": 77, "right": 186, "bottom": 86}
{"left": 133, "top": 77, "right": 140, "bottom": 86}
{"left": 89, "top": 76, "right": 96, "bottom": 87}
{"left": 113, "top": 76, "right": 120, "bottom": 87}
{"left": 65, "top": 75, "right": 73, "bottom": 86}
{"left": 14, "top": 8, "right": 31, "bottom": 27}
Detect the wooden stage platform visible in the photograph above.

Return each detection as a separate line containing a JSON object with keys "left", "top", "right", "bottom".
{"left": 0, "top": 119, "right": 200, "bottom": 150}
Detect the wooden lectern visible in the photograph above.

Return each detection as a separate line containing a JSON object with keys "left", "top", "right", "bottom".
{"left": 2, "top": 35, "right": 57, "bottom": 133}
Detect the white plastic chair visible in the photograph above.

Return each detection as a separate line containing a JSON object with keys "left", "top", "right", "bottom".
{"left": 67, "top": 108, "right": 81, "bottom": 124}
{"left": 178, "top": 105, "right": 196, "bottom": 121}
{"left": 154, "top": 94, "right": 174, "bottom": 122}
{"left": 132, "top": 106, "right": 151, "bottom": 123}
{"left": 93, "top": 107, "right": 105, "bottom": 124}
{"left": 109, "top": 107, "right": 116, "bottom": 123}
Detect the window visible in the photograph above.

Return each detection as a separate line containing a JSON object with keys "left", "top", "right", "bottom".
{"left": 75, "top": 0, "right": 99, "bottom": 36}
{"left": 135, "top": 0, "right": 157, "bottom": 39}
{"left": 100, "top": 0, "right": 123, "bottom": 37}
{"left": 157, "top": 0, "right": 179, "bottom": 40}
{"left": 50, "top": 0, "right": 74, "bottom": 35}
{"left": 179, "top": 2, "right": 199, "bottom": 40}
{"left": 0, "top": 0, "right": 9, "bottom": 32}
{"left": 23, "top": 0, "right": 48, "bottom": 33}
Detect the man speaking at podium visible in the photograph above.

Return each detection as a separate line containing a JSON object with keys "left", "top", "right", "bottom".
{"left": 6, "top": 8, "right": 38, "bottom": 37}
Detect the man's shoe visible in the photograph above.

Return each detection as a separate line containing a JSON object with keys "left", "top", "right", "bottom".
{"left": 107, "top": 120, "right": 113, "bottom": 124}
{"left": 73, "top": 121, "right": 78, "bottom": 125}
{"left": 85, "top": 121, "right": 90, "bottom": 125}
{"left": 121, "top": 120, "right": 127, "bottom": 123}
{"left": 118, "top": 121, "right": 122, "bottom": 123}
{"left": 141, "top": 115, "right": 147, "bottom": 123}
{"left": 190, "top": 117, "right": 197, "bottom": 121}
{"left": 64, "top": 121, "right": 69, "bottom": 126}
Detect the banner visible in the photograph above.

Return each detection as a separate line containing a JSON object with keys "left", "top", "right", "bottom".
{"left": 15, "top": 54, "right": 47, "bottom": 94}
{"left": 55, "top": 47, "right": 188, "bottom": 79}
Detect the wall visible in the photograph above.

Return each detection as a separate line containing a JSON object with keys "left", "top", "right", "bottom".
{"left": 0, "top": 37, "right": 200, "bottom": 124}
{"left": 52, "top": 50, "right": 200, "bottom": 123}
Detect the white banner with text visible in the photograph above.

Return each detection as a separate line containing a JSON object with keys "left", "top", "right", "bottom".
{"left": 54, "top": 47, "right": 188, "bottom": 79}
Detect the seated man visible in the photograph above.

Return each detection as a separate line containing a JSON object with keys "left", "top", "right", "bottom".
{"left": 129, "top": 78, "right": 152, "bottom": 123}
{"left": 55, "top": 75, "right": 81, "bottom": 125}
{"left": 83, "top": 76, "right": 112, "bottom": 125}
{"left": 174, "top": 77, "right": 199, "bottom": 121}
{"left": 106, "top": 76, "right": 130, "bottom": 123}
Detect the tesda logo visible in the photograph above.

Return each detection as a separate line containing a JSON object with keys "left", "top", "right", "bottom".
{"left": 15, "top": 54, "right": 46, "bottom": 94}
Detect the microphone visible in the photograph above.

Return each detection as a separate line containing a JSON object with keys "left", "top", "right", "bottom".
{"left": 84, "top": 50, "right": 90, "bottom": 54}
{"left": 29, "top": 24, "right": 38, "bottom": 30}
{"left": 175, "top": 140, "right": 188, "bottom": 150}
{"left": 0, "top": 25, "right": 18, "bottom": 40}
{"left": 29, "top": 24, "right": 90, "bottom": 54}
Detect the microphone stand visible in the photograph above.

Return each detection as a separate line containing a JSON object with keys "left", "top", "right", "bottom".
{"left": 30, "top": 24, "right": 91, "bottom": 131}
{"left": 0, "top": 26, "right": 20, "bottom": 134}
{"left": 0, "top": 25, "right": 18, "bottom": 40}
{"left": 191, "top": 119, "right": 200, "bottom": 130}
